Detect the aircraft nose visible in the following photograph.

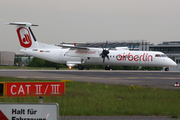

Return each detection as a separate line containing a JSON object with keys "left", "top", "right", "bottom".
{"left": 168, "top": 59, "right": 177, "bottom": 67}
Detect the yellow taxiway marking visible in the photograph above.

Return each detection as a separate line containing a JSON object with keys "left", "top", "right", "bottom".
{"left": 108, "top": 77, "right": 120, "bottom": 79}
{"left": 71, "top": 77, "right": 83, "bottom": 78}
{"left": 89, "top": 77, "right": 102, "bottom": 79}
{"left": 34, "top": 77, "right": 47, "bottom": 78}
{"left": 53, "top": 77, "right": 66, "bottom": 78}
{"left": 126, "top": 77, "right": 138, "bottom": 79}
{"left": 144, "top": 77, "right": 156, "bottom": 79}
{"left": 17, "top": 76, "right": 28, "bottom": 78}
{"left": 162, "top": 77, "right": 179, "bottom": 79}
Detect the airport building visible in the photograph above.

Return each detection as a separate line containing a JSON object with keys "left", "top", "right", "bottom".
{"left": 0, "top": 51, "right": 33, "bottom": 66}
{"left": 0, "top": 51, "right": 15, "bottom": 66}
{"left": 76, "top": 40, "right": 150, "bottom": 51}
{"left": 14, "top": 54, "right": 33, "bottom": 66}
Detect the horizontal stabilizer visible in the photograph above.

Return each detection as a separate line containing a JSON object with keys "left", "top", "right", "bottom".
{"left": 6, "top": 22, "right": 38, "bottom": 27}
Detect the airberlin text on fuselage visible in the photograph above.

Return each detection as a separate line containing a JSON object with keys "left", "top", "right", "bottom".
{"left": 75, "top": 50, "right": 96, "bottom": 54}
{"left": 116, "top": 53, "right": 153, "bottom": 62}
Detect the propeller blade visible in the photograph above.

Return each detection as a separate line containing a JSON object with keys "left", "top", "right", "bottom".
{"left": 107, "top": 55, "right": 109, "bottom": 60}
{"left": 103, "top": 57, "right": 105, "bottom": 63}
{"left": 100, "top": 41, "right": 110, "bottom": 63}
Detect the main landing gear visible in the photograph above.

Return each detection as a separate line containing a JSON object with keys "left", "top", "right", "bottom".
{"left": 165, "top": 67, "right": 169, "bottom": 71}
{"left": 78, "top": 65, "right": 90, "bottom": 70}
{"left": 105, "top": 65, "right": 111, "bottom": 70}
{"left": 56, "top": 64, "right": 59, "bottom": 70}
{"left": 78, "top": 65, "right": 84, "bottom": 70}
{"left": 78, "top": 65, "right": 111, "bottom": 70}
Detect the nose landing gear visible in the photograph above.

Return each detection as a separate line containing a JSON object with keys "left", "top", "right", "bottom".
{"left": 165, "top": 67, "right": 170, "bottom": 71}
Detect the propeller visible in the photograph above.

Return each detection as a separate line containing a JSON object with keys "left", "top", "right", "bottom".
{"left": 100, "top": 41, "right": 110, "bottom": 63}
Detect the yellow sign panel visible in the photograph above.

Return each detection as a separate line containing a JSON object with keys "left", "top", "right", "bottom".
{"left": 0, "top": 82, "right": 6, "bottom": 98}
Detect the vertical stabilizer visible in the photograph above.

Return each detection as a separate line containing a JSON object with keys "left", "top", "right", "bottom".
{"left": 7, "top": 22, "right": 39, "bottom": 49}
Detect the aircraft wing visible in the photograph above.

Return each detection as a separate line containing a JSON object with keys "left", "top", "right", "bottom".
{"left": 59, "top": 44, "right": 89, "bottom": 50}
{"left": 64, "top": 47, "right": 102, "bottom": 58}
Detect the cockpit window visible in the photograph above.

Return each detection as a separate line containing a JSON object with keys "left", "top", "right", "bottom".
{"left": 155, "top": 54, "right": 167, "bottom": 57}
{"left": 161, "top": 54, "right": 167, "bottom": 57}
{"left": 155, "top": 54, "right": 161, "bottom": 57}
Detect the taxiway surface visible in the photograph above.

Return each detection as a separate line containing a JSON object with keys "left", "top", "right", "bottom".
{"left": 1, "top": 69, "right": 179, "bottom": 120}
{"left": 0, "top": 69, "right": 179, "bottom": 89}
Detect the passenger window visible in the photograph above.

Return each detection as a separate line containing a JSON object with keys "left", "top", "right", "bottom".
{"left": 155, "top": 54, "right": 161, "bottom": 57}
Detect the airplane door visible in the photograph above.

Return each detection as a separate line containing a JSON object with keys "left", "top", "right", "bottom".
{"left": 59, "top": 52, "right": 63, "bottom": 62}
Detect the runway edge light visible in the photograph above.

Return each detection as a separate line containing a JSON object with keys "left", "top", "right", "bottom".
{"left": 0, "top": 82, "right": 6, "bottom": 98}
{"left": 174, "top": 82, "right": 179, "bottom": 87}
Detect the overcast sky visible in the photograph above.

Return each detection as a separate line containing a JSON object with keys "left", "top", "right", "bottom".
{"left": 0, "top": 0, "right": 180, "bottom": 53}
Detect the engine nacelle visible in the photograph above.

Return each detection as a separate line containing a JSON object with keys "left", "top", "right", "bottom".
{"left": 66, "top": 63, "right": 76, "bottom": 69}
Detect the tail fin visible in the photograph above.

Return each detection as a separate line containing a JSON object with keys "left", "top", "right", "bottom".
{"left": 7, "top": 22, "right": 39, "bottom": 49}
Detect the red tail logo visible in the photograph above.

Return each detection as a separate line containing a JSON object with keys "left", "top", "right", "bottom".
{"left": 17, "top": 27, "right": 32, "bottom": 48}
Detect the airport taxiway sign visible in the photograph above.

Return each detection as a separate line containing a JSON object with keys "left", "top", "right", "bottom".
{"left": 0, "top": 110, "right": 8, "bottom": 120}
{"left": 6, "top": 82, "right": 65, "bottom": 97}
{"left": 0, "top": 103, "right": 59, "bottom": 120}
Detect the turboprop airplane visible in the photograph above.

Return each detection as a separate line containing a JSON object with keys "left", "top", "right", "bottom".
{"left": 7, "top": 22, "right": 177, "bottom": 71}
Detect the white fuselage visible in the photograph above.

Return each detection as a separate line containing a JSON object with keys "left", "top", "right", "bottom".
{"left": 20, "top": 44, "right": 177, "bottom": 67}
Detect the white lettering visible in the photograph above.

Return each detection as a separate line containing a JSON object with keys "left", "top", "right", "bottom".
{"left": 35, "top": 85, "right": 42, "bottom": 94}
{"left": 44, "top": 85, "right": 49, "bottom": 94}
{"left": 11, "top": 85, "right": 17, "bottom": 95}
{"left": 51, "top": 85, "right": 60, "bottom": 94}
{"left": 18, "top": 85, "right": 25, "bottom": 95}
{"left": 25, "top": 85, "right": 31, "bottom": 94}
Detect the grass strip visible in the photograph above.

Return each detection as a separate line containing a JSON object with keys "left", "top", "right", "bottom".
{"left": 0, "top": 77, "right": 180, "bottom": 117}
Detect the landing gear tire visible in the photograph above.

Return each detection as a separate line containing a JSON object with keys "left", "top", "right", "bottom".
{"left": 105, "top": 65, "right": 111, "bottom": 70}
{"left": 165, "top": 67, "right": 169, "bottom": 71}
{"left": 86, "top": 65, "right": 89, "bottom": 70}
{"left": 78, "top": 65, "right": 84, "bottom": 70}
{"left": 56, "top": 64, "right": 59, "bottom": 70}
{"left": 56, "top": 67, "right": 59, "bottom": 70}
